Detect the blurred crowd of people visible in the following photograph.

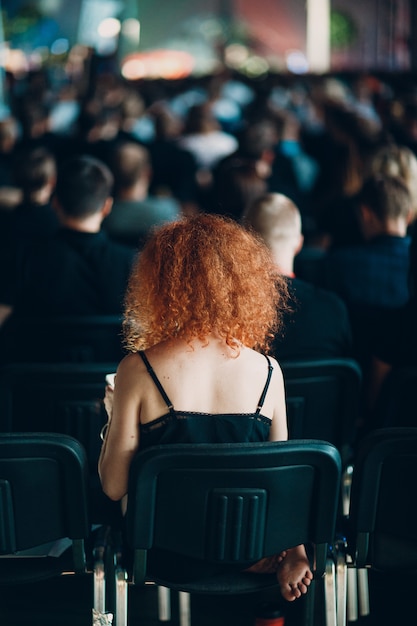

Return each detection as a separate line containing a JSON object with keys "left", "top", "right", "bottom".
{"left": 1, "top": 62, "right": 417, "bottom": 439}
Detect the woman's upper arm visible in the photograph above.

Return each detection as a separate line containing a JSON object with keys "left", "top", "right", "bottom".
{"left": 268, "top": 359, "right": 288, "bottom": 442}
{"left": 98, "top": 354, "right": 142, "bottom": 501}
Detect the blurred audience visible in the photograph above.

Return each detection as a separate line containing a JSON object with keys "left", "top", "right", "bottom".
{"left": 5, "top": 65, "right": 417, "bottom": 443}
{"left": 147, "top": 106, "right": 199, "bottom": 214}
{"left": 177, "top": 102, "right": 238, "bottom": 184}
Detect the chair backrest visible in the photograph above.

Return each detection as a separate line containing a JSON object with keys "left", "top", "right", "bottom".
{"left": 281, "top": 359, "right": 362, "bottom": 456}
{"left": 0, "top": 432, "right": 90, "bottom": 566}
{"left": 0, "top": 315, "right": 125, "bottom": 364}
{"left": 0, "top": 363, "right": 116, "bottom": 471}
{"left": 349, "top": 428, "right": 417, "bottom": 571}
{"left": 374, "top": 367, "right": 417, "bottom": 428}
{"left": 126, "top": 440, "right": 341, "bottom": 582}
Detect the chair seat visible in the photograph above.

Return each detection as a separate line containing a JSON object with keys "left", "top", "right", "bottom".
{"left": 0, "top": 550, "right": 83, "bottom": 585}
{"left": 149, "top": 570, "right": 278, "bottom": 595}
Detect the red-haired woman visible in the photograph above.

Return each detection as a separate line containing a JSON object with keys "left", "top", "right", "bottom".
{"left": 98, "top": 213, "right": 312, "bottom": 601}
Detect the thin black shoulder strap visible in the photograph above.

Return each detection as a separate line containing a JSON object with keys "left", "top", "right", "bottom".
{"left": 256, "top": 355, "right": 274, "bottom": 414}
{"left": 138, "top": 351, "right": 175, "bottom": 413}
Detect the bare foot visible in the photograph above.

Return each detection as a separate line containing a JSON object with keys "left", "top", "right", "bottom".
{"left": 244, "top": 551, "right": 287, "bottom": 574}
{"left": 276, "top": 545, "right": 313, "bottom": 602}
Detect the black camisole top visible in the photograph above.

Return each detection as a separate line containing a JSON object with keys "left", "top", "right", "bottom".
{"left": 138, "top": 350, "right": 273, "bottom": 450}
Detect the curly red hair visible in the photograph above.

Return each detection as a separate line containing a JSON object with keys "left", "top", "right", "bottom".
{"left": 123, "top": 214, "right": 289, "bottom": 352}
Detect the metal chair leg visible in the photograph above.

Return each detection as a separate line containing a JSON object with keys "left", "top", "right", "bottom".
{"left": 179, "top": 591, "right": 191, "bottom": 626}
{"left": 336, "top": 553, "right": 347, "bottom": 626}
{"left": 94, "top": 556, "right": 106, "bottom": 614}
{"left": 341, "top": 465, "right": 353, "bottom": 517}
{"left": 357, "top": 568, "right": 370, "bottom": 617}
{"left": 158, "top": 586, "right": 171, "bottom": 621}
{"left": 115, "top": 557, "right": 128, "bottom": 626}
{"left": 92, "top": 526, "right": 110, "bottom": 619}
{"left": 347, "top": 567, "right": 358, "bottom": 622}
{"left": 325, "top": 557, "right": 337, "bottom": 626}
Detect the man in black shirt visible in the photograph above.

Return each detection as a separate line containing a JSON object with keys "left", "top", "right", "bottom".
{"left": 244, "top": 192, "right": 352, "bottom": 360}
{"left": 0, "top": 155, "right": 136, "bottom": 321}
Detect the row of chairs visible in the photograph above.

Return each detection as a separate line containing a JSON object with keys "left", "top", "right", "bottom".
{"left": 1, "top": 314, "right": 414, "bottom": 433}
{"left": 0, "top": 354, "right": 363, "bottom": 626}
{"left": 0, "top": 357, "right": 362, "bottom": 456}
{"left": 0, "top": 339, "right": 412, "bottom": 625}
{"left": 0, "top": 315, "right": 126, "bottom": 365}
{"left": 1, "top": 429, "right": 416, "bottom": 626}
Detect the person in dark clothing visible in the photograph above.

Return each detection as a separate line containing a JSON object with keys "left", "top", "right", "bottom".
{"left": 103, "top": 141, "right": 181, "bottom": 248}
{"left": 147, "top": 106, "right": 199, "bottom": 213}
{"left": 365, "top": 222, "right": 417, "bottom": 423}
{"left": 243, "top": 192, "right": 352, "bottom": 361}
{"left": 209, "top": 119, "right": 300, "bottom": 220}
{"left": 8, "top": 145, "right": 59, "bottom": 241}
{"left": 0, "top": 155, "right": 136, "bottom": 323}
{"left": 322, "top": 174, "right": 412, "bottom": 365}
{"left": 0, "top": 116, "right": 20, "bottom": 190}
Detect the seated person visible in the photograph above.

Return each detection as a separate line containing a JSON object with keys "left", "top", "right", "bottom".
{"left": 244, "top": 193, "right": 352, "bottom": 360}
{"left": 98, "top": 214, "right": 313, "bottom": 602}
{"left": 323, "top": 174, "right": 412, "bottom": 310}
{"left": 322, "top": 174, "right": 412, "bottom": 371}
{"left": 0, "top": 155, "right": 136, "bottom": 325}
{"left": 365, "top": 222, "right": 417, "bottom": 426}
{"left": 7, "top": 145, "right": 59, "bottom": 241}
{"left": 103, "top": 141, "right": 181, "bottom": 248}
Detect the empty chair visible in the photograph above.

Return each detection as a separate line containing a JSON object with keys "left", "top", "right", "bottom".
{"left": 0, "top": 433, "right": 109, "bottom": 619}
{"left": 280, "top": 359, "right": 362, "bottom": 460}
{"left": 335, "top": 428, "right": 417, "bottom": 625}
{"left": 0, "top": 315, "right": 125, "bottom": 365}
{"left": 111, "top": 440, "right": 342, "bottom": 626}
{"left": 0, "top": 362, "right": 115, "bottom": 462}
{"left": 0, "top": 362, "right": 119, "bottom": 524}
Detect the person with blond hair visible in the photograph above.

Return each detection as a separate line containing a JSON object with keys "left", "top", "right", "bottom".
{"left": 368, "top": 142, "right": 417, "bottom": 224}
{"left": 99, "top": 213, "right": 313, "bottom": 602}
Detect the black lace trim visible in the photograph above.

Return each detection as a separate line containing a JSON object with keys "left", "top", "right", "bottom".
{"left": 140, "top": 411, "right": 272, "bottom": 433}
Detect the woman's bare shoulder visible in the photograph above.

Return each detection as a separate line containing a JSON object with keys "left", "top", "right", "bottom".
{"left": 115, "top": 352, "right": 147, "bottom": 380}
{"left": 268, "top": 354, "right": 283, "bottom": 376}
{"left": 248, "top": 349, "right": 282, "bottom": 372}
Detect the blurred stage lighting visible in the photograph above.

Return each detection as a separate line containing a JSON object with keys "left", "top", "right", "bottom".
{"left": 121, "top": 50, "right": 195, "bottom": 80}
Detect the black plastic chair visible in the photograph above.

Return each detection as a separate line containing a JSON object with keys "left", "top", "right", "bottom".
{"left": 0, "top": 432, "right": 109, "bottom": 619}
{"left": 335, "top": 428, "right": 417, "bottom": 625}
{"left": 280, "top": 359, "right": 362, "bottom": 460}
{"left": 112, "top": 440, "right": 342, "bottom": 626}
{"left": 373, "top": 366, "right": 417, "bottom": 428}
{"left": 0, "top": 315, "right": 125, "bottom": 364}
{"left": 0, "top": 362, "right": 119, "bottom": 524}
{"left": 279, "top": 359, "right": 361, "bottom": 625}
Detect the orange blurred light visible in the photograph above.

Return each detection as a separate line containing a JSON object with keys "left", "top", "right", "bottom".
{"left": 121, "top": 49, "right": 195, "bottom": 80}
